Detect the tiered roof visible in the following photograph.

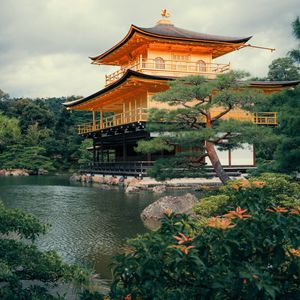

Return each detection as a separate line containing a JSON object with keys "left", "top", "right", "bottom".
{"left": 90, "top": 23, "right": 252, "bottom": 65}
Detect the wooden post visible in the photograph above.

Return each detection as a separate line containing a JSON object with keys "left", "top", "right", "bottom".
{"left": 123, "top": 102, "right": 126, "bottom": 123}
{"left": 134, "top": 99, "right": 137, "bottom": 121}
{"left": 129, "top": 101, "right": 132, "bottom": 122}
{"left": 253, "top": 145, "right": 256, "bottom": 166}
{"left": 101, "top": 139, "right": 104, "bottom": 162}
{"left": 228, "top": 149, "right": 232, "bottom": 167}
{"left": 139, "top": 54, "right": 143, "bottom": 70}
{"left": 96, "top": 149, "right": 100, "bottom": 162}
{"left": 92, "top": 111, "right": 96, "bottom": 130}
{"left": 93, "top": 139, "right": 96, "bottom": 165}
{"left": 122, "top": 134, "right": 127, "bottom": 161}
{"left": 100, "top": 109, "right": 103, "bottom": 129}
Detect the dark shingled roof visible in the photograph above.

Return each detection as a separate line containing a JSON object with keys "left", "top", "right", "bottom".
{"left": 90, "top": 23, "right": 252, "bottom": 62}
{"left": 63, "top": 70, "right": 300, "bottom": 109}
{"left": 248, "top": 80, "right": 300, "bottom": 87}
{"left": 136, "top": 23, "right": 252, "bottom": 44}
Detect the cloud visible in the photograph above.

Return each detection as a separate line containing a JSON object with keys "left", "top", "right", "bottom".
{"left": 0, "top": 0, "right": 298, "bottom": 97}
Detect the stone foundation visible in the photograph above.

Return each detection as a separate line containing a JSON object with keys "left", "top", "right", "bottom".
{"left": 0, "top": 169, "right": 29, "bottom": 176}
{"left": 70, "top": 173, "right": 224, "bottom": 192}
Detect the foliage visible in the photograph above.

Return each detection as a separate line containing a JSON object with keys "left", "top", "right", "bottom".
{"left": 255, "top": 85, "right": 300, "bottom": 174}
{"left": 0, "top": 93, "right": 91, "bottom": 172}
{"left": 136, "top": 71, "right": 269, "bottom": 183}
{"left": 78, "top": 139, "right": 93, "bottom": 165}
{"left": 110, "top": 173, "right": 300, "bottom": 299}
{"left": 0, "top": 113, "right": 21, "bottom": 151}
{"left": 289, "top": 17, "right": 300, "bottom": 63}
{"left": 0, "top": 201, "right": 93, "bottom": 299}
{"left": 0, "top": 145, "right": 55, "bottom": 174}
{"left": 267, "top": 57, "right": 299, "bottom": 81}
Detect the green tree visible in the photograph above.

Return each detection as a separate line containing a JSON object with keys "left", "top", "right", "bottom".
{"left": 267, "top": 57, "right": 300, "bottom": 81}
{"left": 0, "top": 114, "right": 21, "bottom": 152}
{"left": 136, "top": 71, "right": 270, "bottom": 184}
{"left": 0, "top": 201, "right": 92, "bottom": 299}
{"left": 289, "top": 17, "right": 300, "bottom": 63}
{"left": 111, "top": 173, "right": 300, "bottom": 300}
{"left": 261, "top": 85, "right": 300, "bottom": 173}
{"left": 0, "top": 145, "right": 54, "bottom": 174}
{"left": 25, "top": 123, "right": 53, "bottom": 147}
{"left": 78, "top": 140, "right": 93, "bottom": 165}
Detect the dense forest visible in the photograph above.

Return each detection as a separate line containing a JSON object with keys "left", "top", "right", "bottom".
{"left": 0, "top": 91, "right": 92, "bottom": 174}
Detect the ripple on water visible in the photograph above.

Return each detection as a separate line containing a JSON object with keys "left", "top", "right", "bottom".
{"left": 0, "top": 177, "right": 153, "bottom": 279}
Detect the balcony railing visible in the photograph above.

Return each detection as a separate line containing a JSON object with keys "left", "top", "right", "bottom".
{"left": 77, "top": 110, "right": 277, "bottom": 134}
{"left": 253, "top": 112, "right": 277, "bottom": 125}
{"left": 77, "top": 108, "right": 148, "bottom": 134}
{"left": 105, "top": 59, "right": 230, "bottom": 86}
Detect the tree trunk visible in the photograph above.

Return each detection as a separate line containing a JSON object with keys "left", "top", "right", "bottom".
{"left": 205, "top": 112, "right": 230, "bottom": 185}
{"left": 205, "top": 141, "right": 230, "bottom": 184}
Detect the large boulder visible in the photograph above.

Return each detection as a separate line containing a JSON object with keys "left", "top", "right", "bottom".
{"left": 141, "top": 193, "right": 198, "bottom": 223}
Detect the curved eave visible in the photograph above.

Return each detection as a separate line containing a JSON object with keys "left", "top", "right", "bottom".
{"left": 248, "top": 80, "right": 300, "bottom": 88}
{"left": 63, "top": 77, "right": 300, "bottom": 109}
{"left": 90, "top": 24, "right": 252, "bottom": 64}
{"left": 63, "top": 70, "right": 171, "bottom": 109}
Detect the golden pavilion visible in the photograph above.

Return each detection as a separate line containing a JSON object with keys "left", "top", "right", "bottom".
{"left": 64, "top": 11, "right": 299, "bottom": 176}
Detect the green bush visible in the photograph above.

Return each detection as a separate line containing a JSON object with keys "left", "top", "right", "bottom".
{"left": 0, "top": 201, "right": 93, "bottom": 299}
{"left": 110, "top": 173, "right": 300, "bottom": 299}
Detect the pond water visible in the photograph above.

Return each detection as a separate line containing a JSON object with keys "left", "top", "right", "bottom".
{"left": 0, "top": 175, "right": 188, "bottom": 288}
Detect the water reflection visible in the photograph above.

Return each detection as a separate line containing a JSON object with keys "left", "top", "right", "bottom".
{"left": 0, "top": 176, "right": 154, "bottom": 280}
{"left": 0, "top": 176, "right": 193, "bottom": 283}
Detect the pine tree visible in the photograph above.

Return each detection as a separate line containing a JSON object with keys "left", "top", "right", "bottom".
{"left": 289, "top": 17, "right": 300, "bottom": 63}
{"left": 136, "top": 71, "right": 272, "bottom": 184}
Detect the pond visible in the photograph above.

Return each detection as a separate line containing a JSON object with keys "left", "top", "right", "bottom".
{"left": 0, "top": 175, "right": 189, "bottom": 288}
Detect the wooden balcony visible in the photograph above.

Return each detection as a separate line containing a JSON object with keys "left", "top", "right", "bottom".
{"left": 105, "top": 59, "right": 230, "bottom": 86}
{"left": 253, "top": 112, "right": 277, "bottom": 125}
{"left": 77, "top": 110, "right": 277, "bottom": 135}
{"left": 77, "top": 108, "right": 148, "bottom": 134}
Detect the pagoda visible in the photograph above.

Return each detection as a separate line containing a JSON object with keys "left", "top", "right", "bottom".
{"left": 64, "top": 11, "right": 299, "bottom": 176}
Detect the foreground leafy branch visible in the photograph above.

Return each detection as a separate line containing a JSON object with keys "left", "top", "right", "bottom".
{"left": 110, "top": 173, "right": 300, "bottom": 299}
{"left": 0, "top": 202, "right": 93, "bottom": 299}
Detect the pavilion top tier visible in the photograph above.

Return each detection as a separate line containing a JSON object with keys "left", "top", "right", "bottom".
{"left": 90, "top": 9, "right": 252, "bottom": 67}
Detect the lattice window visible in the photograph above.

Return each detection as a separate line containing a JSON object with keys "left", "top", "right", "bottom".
{"left": 154, "top": 57, "right": 165, "bottom": 69}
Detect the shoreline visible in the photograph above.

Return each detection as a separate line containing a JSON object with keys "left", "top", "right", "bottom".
{"left": 71, "top": 173, "right": 227, "bottom": 192}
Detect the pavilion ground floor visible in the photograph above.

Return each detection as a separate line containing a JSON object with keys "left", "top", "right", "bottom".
{"left": 81, "top": 121, "right": 255, "bottom": 177}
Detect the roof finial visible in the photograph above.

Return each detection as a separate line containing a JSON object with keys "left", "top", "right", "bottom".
{"left": 161, "top": 8, "right": 170, "bottom": 19}
{"left": 157, "top": 8, "right": 173, "bottom": 25}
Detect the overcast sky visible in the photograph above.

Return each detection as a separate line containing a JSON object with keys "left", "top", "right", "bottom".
{"left": 0, "top": 0, "right": 299, "bottom": 98}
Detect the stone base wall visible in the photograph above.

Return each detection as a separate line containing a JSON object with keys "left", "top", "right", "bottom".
{"left": 70, "top": 173, "right": 223, "bottom": 193}
{"left": 0, "top": 169, "right": 30, "bottom": 176}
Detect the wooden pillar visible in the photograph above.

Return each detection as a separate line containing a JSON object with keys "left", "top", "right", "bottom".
{"left": 92, "top": 111, "right": 96, "bottom": 130}
{"left": 253, "top": 145, "right": 256, "bottom": 166}
{"left": 123, "top": 102, "right": 126, "bottom": 123}
{"left": 100, "top": 109, "right": 103, "bottom": 129}
{"left": 96, "top": 149, "right": 100, "bottom": 162}
{"left": 129, "top": 101, "right": 132, "bottom": 122}
{"left": 93, "top": 139, "right": 96, "bottom": 165}
{"left": 139, "top": 54, "right": 143, "bottom": 69}
{"left": 147, "top": 153, "right": 151, "bottom": 162}
{"left": 122, "top": 134, "right": 127, "bottom": 161}
{"left": 228, "top": 149, "right": 232, "bottom": 167}
{"left": 101, "top": 139, "right": 104, "bottom": 162}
